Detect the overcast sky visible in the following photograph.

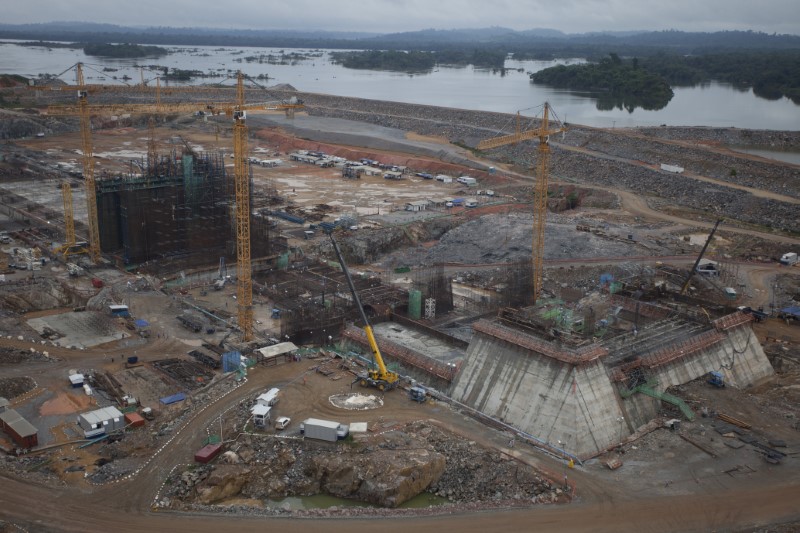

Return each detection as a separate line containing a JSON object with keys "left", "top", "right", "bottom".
{"left": 5, "top": 0, "right": 800, "bottom": 35}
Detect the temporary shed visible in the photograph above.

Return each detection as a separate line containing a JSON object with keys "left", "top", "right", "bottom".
{"left": 779, "top": 306, "right": 800, "bottom": 319}
{"left": 251, "top": 404, "right": 272, "bottom": 427}
{"left": 256, "top": 388, "right": 280, "bottom": 407}
{"left": 405, "top": 200, "right": 429, "bottom": 212}
{"left": 109, "top": 304, "right": 130, "bottom": 317}
{"left": 256, "top": 342, "right": 298, "bottom": 366}
{"left": 77, "top": 406, "right": 124, "bottom": 437}
{"left": 69, "top": 373, "right": 85, "bottom": 388}
{"left": 0, "top": 408, "right": 38, "bottom": 448}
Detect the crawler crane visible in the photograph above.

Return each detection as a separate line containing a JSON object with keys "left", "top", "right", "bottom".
{"left": 326, "top": 229, "right": 399, "bottom": 391}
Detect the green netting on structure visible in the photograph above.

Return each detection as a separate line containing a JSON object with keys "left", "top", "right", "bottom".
{"left": 408, "top": 290, "right": 422, "bottom": 320}
{"left": 620, "top": 381, "right": 695, "bottom": 421}
{"left": 204, "top": 434, "right": 221, "bottom": 445}
{"left": 277, "top": 253, "right": 289, "bottom": 270}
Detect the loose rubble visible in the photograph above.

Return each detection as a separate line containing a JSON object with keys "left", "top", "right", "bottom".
{"left": 162, "top": 421, "right": 564, "bottom": 515}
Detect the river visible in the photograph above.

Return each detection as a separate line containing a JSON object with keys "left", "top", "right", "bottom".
{"left": 1, "top": 41, "right": 799, "bottom": 132}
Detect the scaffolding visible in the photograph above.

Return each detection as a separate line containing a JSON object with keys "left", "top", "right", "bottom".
{"left": 96, "top": 150, "right": 233, "bottom": 267}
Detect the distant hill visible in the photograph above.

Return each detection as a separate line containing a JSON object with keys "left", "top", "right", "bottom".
{"left": 0, "top": 23, "right": 798, "bottom": 54}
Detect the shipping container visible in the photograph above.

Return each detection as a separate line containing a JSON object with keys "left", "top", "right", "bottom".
{"left": 194, "top": 443, "right": 223, "bottom": 463}
{"left": 124, "top": 412, "right": 145, "bottom": 428}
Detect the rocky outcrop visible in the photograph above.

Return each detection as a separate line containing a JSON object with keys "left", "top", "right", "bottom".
{"left": 176, "top": 422, "right": 560, "bottom": 511}
{"left": 305, "top": 448, "right": 445, "bottom": 507}
{"left": 195, "top": 465, "right": 251, "bottom": 504}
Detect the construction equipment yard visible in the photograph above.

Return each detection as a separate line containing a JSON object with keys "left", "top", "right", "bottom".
{"left": 0, "top": 80, "right": 800, "bottom": 532}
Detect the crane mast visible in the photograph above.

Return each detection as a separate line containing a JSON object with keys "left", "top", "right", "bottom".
{"left": 233, "top": 72, "right": 254, "bottom": 341}
{"left": 477, "top": 103, "right": 565, "bottom": 303}
{"left": 76, "top": 64, "right": 101, "bottom": 262}
{"left": 52, "top": 182, "right": 77, "bottom": 259}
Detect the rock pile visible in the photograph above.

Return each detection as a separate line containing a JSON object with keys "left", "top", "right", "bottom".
{"left": 166, "top": 421, "right": 562, "bottom": 514}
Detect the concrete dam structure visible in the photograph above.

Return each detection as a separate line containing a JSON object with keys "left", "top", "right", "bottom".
{"left": 450, "top": 295, "right": 774, "bottom": 459}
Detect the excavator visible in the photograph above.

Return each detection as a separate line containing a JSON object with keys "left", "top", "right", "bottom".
{"left": 327, "top": 229, "right": 400, "bottom": 391}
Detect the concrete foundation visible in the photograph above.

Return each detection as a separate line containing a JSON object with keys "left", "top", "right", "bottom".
{"left": 450, "top": 309, "right": 774, "bottom": 458}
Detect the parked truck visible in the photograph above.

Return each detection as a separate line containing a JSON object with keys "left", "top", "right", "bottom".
{"left": 780, "top": 252, "right": 798, "bottom": 266}
{"left": 300, "top": 418, "right": 349, "bottom": 442}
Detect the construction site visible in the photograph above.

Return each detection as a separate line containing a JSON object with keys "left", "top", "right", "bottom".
{"left": 1, "top": 67, "right": 800, "bottom": 532}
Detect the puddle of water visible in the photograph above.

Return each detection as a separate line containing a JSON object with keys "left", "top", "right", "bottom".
{"left": 729, "top": 147, "right": 800, "bottom": 166}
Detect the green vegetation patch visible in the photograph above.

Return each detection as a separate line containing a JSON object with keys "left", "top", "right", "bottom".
{"left": 531, "top": 54, "right": 674, "bottom": 111}
{"left": 642, "top": 51, "right": 800, "bottom": 104}
{"left": 330, "top": 48, "right": 507, "bottom": 72}
{"left": 83, "top": 43, "right": 169, "bottom": 58}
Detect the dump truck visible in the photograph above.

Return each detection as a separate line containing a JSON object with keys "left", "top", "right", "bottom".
{"left": 326, "top": 229, "right": 400, "bottom": 391}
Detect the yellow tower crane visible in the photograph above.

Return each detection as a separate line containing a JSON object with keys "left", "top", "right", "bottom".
{"left": 477, "top": 103, "right": 566, "bottom": 303}
{"left": 75, "top": 63, "right": 102, "bottom": 263}
{"left": 41, "top": 69, "right": 296, "bottom": 340}
{"left": 53, "top": 182, "right": 77, "bottom": 258}
{"left": 232, "top": 72, "right": 254, "bottom": 341}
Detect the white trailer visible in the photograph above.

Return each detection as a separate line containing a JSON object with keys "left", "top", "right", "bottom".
{"left": 300, "top": 418, "right": 348, "bottom": 442}
{"left": 780, "top": 252, "right": 798, "bottom": 265}
{"left": 660, "top": 163, "right": 685, "bottom": 174}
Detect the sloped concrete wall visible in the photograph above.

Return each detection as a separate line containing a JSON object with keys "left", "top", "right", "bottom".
{"left": 451, "top": 332, "right": 626, "bottom": 457}
{"left": 620, "top": 325, "right": 773, "bottom": 427}
{"left": 648, "top": 325, "right": 772, "bottom": 393}
{"left": 452, "top": 320, "right": 772, "bottom": 458}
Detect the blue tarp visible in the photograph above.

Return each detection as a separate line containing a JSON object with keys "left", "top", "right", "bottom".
{"left": 160, "top": 392, "right": 187, "bottom": 405}
{"left": 780, "top": 306, "right": 800, "bottom": 318}
{"left": 222, "top": 351, "right": 242, "bottom": 373}
{"left": 134, "top": 319, "right": 149, "bottom": 328}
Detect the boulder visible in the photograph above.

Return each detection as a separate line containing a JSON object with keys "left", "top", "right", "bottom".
{"left": 196, "top": 465, "right": 251, "bottom": 505}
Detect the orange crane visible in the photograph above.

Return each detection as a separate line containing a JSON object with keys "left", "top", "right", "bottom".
{"left": 40, "top": 68, "right": 297, "bottom": 341}
{"left": 477, "top": 103, "right": 566, "bottom": 303}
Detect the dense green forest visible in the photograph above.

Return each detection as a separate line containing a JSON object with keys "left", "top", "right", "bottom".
{"left": 83, "top": 43, "right": 169, "bottom": 58}
{"left": 531, "top": 54, "right": 674, "bottom": 111}
{"left": 330, "top": 48, "right": 507, "bottom": 71}
{"left": 330, "top": 50, "right": 436, "bottom": 71}
{"left": 532, "top": 50, "right": 800, "bottom": 108}
{"left": 640, "top": 52, "right": 800, "bottom": 103}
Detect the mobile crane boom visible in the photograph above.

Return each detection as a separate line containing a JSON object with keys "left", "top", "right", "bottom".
{"left": 327, "top": 231, "right": 399, "bottom": 391}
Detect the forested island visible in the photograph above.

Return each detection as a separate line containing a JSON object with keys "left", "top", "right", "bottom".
{"left": 640, "top": 52, "right": 800, "bottom": 104}
{"left": 531, "top": 54, "right": 674, "bottom": 111}
{"left": 532, "top": 50, "right": 800, "bottom": 110}
{"left": 83, "top": 43, "right": 169, "bottom": 58}
{"left": 330, "top": 49, "right": 507, "bottom": 71}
